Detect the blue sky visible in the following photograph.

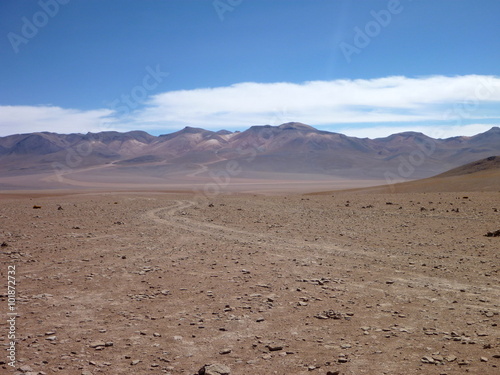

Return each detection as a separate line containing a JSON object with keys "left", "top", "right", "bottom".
{"left": 1, "top": 0, "right": 500, "bottom": 138}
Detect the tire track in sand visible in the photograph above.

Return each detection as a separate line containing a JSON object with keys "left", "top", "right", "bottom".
{"left": 143, "top": 200, "right": 500, "bottom": 303}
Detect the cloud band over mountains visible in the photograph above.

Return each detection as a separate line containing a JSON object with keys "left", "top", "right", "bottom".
{"left": 1, "top": 75, "right": 499, "bottom": 137}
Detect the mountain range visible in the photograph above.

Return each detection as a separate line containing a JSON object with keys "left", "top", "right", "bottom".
{"left": 0, "top": 123, "right": 499, "bottom": 190}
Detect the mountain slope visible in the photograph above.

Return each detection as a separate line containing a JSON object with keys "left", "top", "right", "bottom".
{"left": 0, "top": 124, "right": 499, "bottom": 189}
{"left": 311, "top": 155, "right": 500, "bottom": 194}
{"left": 436, "top": 155, "right": 500, "bottom": 177}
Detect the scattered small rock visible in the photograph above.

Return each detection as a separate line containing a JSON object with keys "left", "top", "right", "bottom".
{"left": 315, "top": 310, "right": 349, "bottom": 320}
{"left": 198, "top": 363, "right": 231, "bottom": 375}
{"left": 19, "top": 365, "right": 34, "bottom": 372}
{"left": 485, "top": 229, "right": 500, "bottom": 237}
{"left": 421, "top": 356, "right": 435, "bottom": 364}
{"left": 267, "top": 344, "right": 283, "bottom": 352}
{"left": 89, "top": 341, "right": 106, "bottom": 348}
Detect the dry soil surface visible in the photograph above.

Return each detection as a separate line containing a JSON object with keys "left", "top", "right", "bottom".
{"left": 0, "top": 191, "right": 499, "bottom": 375}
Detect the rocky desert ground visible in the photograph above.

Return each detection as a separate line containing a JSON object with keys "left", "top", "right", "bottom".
{"left": 0, "top": 189, "right": 499, "bottom": 375}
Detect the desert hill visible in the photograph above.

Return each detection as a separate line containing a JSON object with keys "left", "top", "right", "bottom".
{"left": 0, "top": 123, "right": 499, "bottom": 191}
{"left": 436, "top": 155, "right": 500, "bottom": 177}
{"left": 312, "top": 155, "right": 500, "bottom": 194}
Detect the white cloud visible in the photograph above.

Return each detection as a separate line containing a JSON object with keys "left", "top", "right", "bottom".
{"left": 0, "top": 105, "right": 115, "bottom": 136}
{"left": 132, "top": 75, "right": 500, "bottom": 130}
{"left": 1, "top": 75, "right": 499, "bottom": 137}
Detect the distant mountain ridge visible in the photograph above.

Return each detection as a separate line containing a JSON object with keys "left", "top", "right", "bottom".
{"left": 0, "top": 123, "right": 499, "bottom": 182}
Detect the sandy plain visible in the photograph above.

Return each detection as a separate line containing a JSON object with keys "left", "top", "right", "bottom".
{"left": 0, "top": 187, "right": 499, "bottom": 375}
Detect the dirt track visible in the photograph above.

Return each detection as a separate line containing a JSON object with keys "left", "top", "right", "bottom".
{"left": 0, "top": 191, "right": 499, "bottom": 374}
